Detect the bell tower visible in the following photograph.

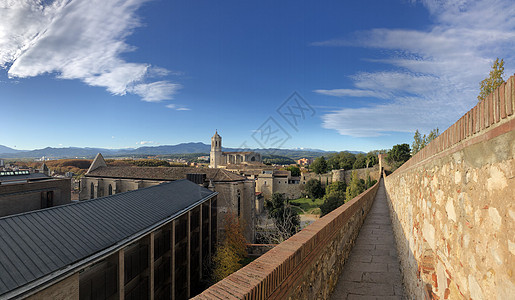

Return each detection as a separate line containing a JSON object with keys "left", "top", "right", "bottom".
{"left": 210, "top": 130, "right": 222, "bottom": 168}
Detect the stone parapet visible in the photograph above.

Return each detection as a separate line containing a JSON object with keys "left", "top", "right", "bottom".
{"left": 194, "top": 181, "right": 380, "bottom": 299}
{"left": 384, "top": 75, "right": 515, "bottom": 299}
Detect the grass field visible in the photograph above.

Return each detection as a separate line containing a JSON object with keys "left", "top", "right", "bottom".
{"left": 289, "top": 197, "right": 324, "bottom": 215}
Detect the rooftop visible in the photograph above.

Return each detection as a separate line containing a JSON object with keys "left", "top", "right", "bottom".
{"left": 0, "top": 179, "right": 216, "bottom": 298}
{"left": 86, "top": 165, "right": 247, "bottom": 182}
{"left": 0, "top": 171, "right": 50, "bottom": 183}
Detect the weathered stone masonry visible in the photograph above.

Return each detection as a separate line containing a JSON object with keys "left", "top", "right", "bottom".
{"left": 384, "top": 75, "right": 515, "bottom": 299}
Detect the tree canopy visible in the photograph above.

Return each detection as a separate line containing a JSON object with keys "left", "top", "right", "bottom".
{"left": 478, "top": 58, "right": 505, "bottom": 102}
{"left": 386, "top": 144, "right": 411, "bottom": 170}
{"left": 311, "top": 156, "right": 328, "bottom": 174}
{"left": 285, "top": 165, "right": 301, "bottom": 177}
{"left": 304, "top": 178, "right": 324, "bottom": 200}
{"left": 412, "top": 128, "right": 439, "bottom": 155}
{"left": 320, "top": 181, "right": 347, "bottom": 216}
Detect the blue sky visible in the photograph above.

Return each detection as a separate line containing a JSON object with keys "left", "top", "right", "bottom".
{"left": 1, "top": 0, "right": 514, "bottom": 152}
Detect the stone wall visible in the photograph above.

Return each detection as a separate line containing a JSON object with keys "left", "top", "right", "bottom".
{"left": 384, "top": 75, "right": 515, "bottom": 299}
{"left": 207, "top": 180, "right": 256, "bottom": 242}
{"left": 193, "top": 180, "right": 380, "bottom": 299}
{"left": 344, "top": 165, "right": 380, "bottom": 184}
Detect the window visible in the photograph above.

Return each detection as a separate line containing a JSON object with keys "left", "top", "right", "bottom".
{"left": 108, "top": 184, "right": 113, "bottom": 196}
{"left": 124, "top": 242, "right": 148, "bottom": 284}
{"left": 79, "top": 259, "right": 118, "bottom": 300}
{"left": 40, "top": 191, "right": 53, "bottom": 208}
{"left": 90, "top": 183, "right": 94, "bottom": 199}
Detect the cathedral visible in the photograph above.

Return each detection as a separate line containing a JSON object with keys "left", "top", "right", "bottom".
{"left": 210, "top": 131, "right": 262, "bottom": 168}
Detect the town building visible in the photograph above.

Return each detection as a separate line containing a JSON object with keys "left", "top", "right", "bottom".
{"left": 0, "top": 179, "right": 217, "bottom": 300}
{"left": 296, "top": 158, "right": 313, "bottom": 166}
{"left": 209, "top": 131, "right": 261, "bottom": 168}
{"left": 80, "top": 153, "right": 256, "bottom": 242}
{"left": 0, "top": 170, "right": 71, "bottom": 217}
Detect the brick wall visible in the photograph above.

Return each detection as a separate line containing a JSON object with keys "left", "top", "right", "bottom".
{"left": 384, "top": 75, "right": 515, "bottom": 299}
{"left": 194, "top": 181, "right": 379, "bottom": 299}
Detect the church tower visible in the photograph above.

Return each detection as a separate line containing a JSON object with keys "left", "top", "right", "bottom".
{"left": 210, "top": 131, "right": 222, "bottom": 168}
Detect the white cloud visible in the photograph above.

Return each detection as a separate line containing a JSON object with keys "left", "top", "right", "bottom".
{"left": 165, "top": 103, "right": 190, "bottom": 111}
{"left": 0, "top": 0, "right": 180, "bottom": 102}
{"left": 313, "top": 0, "right": 515, "bottom": 137}
{"left": 314, "top": 88, "right": 389, "bottom": 98}
{"left": 132, "top": 81, "right": 182, "bottom": 102}
{"left": 137, "top": 141, "right": 155, "bottom": 145}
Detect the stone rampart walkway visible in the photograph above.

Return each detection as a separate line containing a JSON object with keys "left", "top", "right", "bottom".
{"left": 331, "top": 179, "right": 406, "bottom": 299}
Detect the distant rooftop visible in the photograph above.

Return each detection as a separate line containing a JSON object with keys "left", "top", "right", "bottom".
{"left": 0, "top": 171, "right": 50, "bottom": 183}
{"left": 86, "top": 165, "right": 247, "bottom": 182}
{"left": 0, "top": 179, "right": 216, "bottom": 298}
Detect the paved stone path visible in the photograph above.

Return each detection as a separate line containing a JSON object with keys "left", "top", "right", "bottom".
{"left": 331, "top": 179, "right": 406, "bottom": 300}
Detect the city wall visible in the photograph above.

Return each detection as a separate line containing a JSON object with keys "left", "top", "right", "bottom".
{"left": 384, "top": 75, "right": 515, "bottom": 299}
{"left": 194, "top": 180, "right": 380, "bottom": 299}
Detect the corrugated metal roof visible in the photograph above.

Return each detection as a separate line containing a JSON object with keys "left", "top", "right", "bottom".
{"left": 0, "top": 179, "right": 216, "bottom": 298}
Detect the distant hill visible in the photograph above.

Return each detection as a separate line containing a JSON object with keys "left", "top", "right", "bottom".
{"left": 0, "top": 142, "right": 362, "bottom": 160}
{"left": 0, "top": 145, "right": 22, "bottom": 154}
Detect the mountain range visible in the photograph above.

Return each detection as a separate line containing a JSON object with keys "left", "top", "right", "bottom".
{"left": 0, "top": 143, "right": 362, "bottom": 159}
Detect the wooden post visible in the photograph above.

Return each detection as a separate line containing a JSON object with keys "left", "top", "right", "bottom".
{"left": 171, "top": 220, "right": 176, "bottom": 300}
{"left": 149, "top": 232, "right": 155, "bottom": 300}
{"left": 118, "top": 248, "right": 125, "bottom": 300}
{"left": 208, "top": 199, "right": 212, "bottom": 258}
{"left": 187, "top": 211, "right": 191, "bottom": 299}
{"left": 199, "top": 204, "right": 203, "bottom": 281}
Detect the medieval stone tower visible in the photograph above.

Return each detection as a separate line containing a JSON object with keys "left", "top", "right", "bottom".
{"left": 210, "top": 131, "right": 222, "bottom": 168}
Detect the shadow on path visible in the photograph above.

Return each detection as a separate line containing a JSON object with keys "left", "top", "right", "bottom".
{"left": 330, "top": 179, "right": 406, "bottom": 300}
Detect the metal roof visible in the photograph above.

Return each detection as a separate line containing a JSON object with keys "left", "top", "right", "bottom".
{"left": 0, "top": 179, "right": 216, "bottom": 298}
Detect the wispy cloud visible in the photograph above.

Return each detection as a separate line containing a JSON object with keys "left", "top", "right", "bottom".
{"left": 0, "top": 0, "right": 181, "bottom": 102}
{"left": 314, "top": 88, "right": 389, "bottom": 99}
{"left": 166, "top": 103, "right": 190, "bottom": 111}
{"left": 314, "top": 0, "right": 515, "bottom": 137}
{"left": 132, "top": 81, "right": 182, "bottom": 102}
{"left": 137, "top": 141, "right": 155, "bottom": 145}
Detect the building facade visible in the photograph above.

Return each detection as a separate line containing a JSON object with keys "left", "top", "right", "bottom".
{"left": 0, "top": 170, "right": 71, "bottom": 217}
{"left": 80, "top": 153, "right": 256, "bottom": 242}
{"left": 0, "top": 180, "right": 217, "bottom": 300}
{"left": 209, "top": 131, "right": 261, "bottom": 168}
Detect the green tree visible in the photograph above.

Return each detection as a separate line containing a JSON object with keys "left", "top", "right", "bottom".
{"left": 338, "top": 152, "right": 356, "bottom": 170}
{"left": 320, "top": 193, "right": 345, "bottom": 216}
{"left": 365, "top": 152, "right": 378, "bottom": 168}
{"left": 311, "top": 156, "right": 328, "bottom": 174}
{"left": 326, "top": 154, "right": 340, "bottom": 170}
{"left": 386, "top": 143, "right": 411, "bottom": 170}
{"left": 412, "top": 129, "right": 424, "bottom": 155}
{"left": 325, "top": 181, "right": 346, "bottom": 197}
{"left": 304, "top": 178, "right": 324, "bottom": 200}
{"left": 285, "top": 165, "right": 301, "bottom": 177}
{"left": 478, "top": 58, "right": 505, "bottom": 102}
{"left": 345, "top": 170, "right": 366, "bottom": 201}
{"left": 353, "top": 153, "right": 367, "bottom": 169}
{"left": 412, "top": 128, "right": 440, "bottom": 155}
{"left": 320, "top": 181, "right": 347, "bottom": 216}
{"left": 426, "top": 128, "right": 439, "bottom": 144}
